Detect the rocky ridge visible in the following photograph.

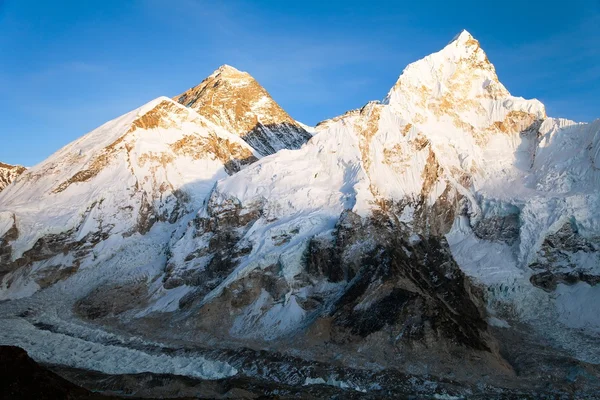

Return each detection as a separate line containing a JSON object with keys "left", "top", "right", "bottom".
{"left": 0, "top": 30, "right": 599, "bottom": 397}
{"left": 0, "top": 96, "right": 257, "bottom": 298}
{"left": 175, "top": 64, "right": 312, "bottom": 156}
{"left": 0, "top": 162, "right": 26, "bottom": 192}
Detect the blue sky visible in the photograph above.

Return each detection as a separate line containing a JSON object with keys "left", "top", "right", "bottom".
{"left": 1, "top": 0, "right": 599, "bottom": 166}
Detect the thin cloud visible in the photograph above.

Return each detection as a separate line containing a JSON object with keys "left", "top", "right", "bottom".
{"left": 139, "top": 0, "right": 406, "bottom": 106}
{"left": 24, "top": 61, "right": 107, "bottom": 83}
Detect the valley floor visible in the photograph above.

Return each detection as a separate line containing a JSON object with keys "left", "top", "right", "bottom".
{"left": 1, "top": 297, "right": 599, "bottom": 399}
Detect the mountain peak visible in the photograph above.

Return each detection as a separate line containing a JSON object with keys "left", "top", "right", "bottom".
{"left": 384, "top": 30, "right": 545, "bottom": 135}
{"left": 442, "top": 30, "right": 487, "bottom": 65}
{"left": 449, "top": 29, "right": 476, "bottom": 45}
{"left": 437, "top": 30, "right": 487, "bottom": 67}
{"left": 174, "top": 66, "right": 311, "bottom": 156}
{"left": 385, "top": 30, "right": 505, "bottom": 107}
{"left": 211, "top": 64, "right": 248, "bottom": 79}
{"left": 217, "top": 63, "right": 239, "bottom": 72}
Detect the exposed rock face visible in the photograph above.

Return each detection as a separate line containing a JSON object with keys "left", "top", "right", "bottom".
{"left": 175, "top": 65, "right": 312, "bottom": 156}
{"left": 529, "top": 220, "right": 600, "bottom": 291}
{"left": 120, "top": 208, "right": 507, "bottom": 383}
{"left": 0, "top": 162, "right": 26, "bottom": 192}
{"left": 1, "top": 30, "right": 600, "bottom": 398}
{"left": 163, "top": 191, "right": 263, "bottom": 301}
{"left": 0, "top": 97, "right": 257, "bottom": 299}
{"left": 0, "top": 213, "right": 19, "bottom": 268}
{"left": 472, "top": 213, "right": 520, "bottom": 245}
{"left": 310, "top": 211, "right": 494, "bottom": 354}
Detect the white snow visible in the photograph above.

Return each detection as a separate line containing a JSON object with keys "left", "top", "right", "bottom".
{"left": 304, "top": 375, "right": 367, "bottom": 393}
{"left": 296, "top": 120, "right": 316, "bottom": 135}
{"left": 1, "top": 29, "right": 600, "bottom": 372}
{"left": 231, "top": 289, "right": 307, "bottom": 340}
{"left": 0, "top": 211, "right": 14, "bottom": 238}
{"left": 0, "top": 318, "right": 237, "bottom": 379}
{"left": 0, "top": 96, "right": 257, "bottom": 299}
{"left": 160, "top": 31, "right": 600, "bottom": 348}
{"left": 554, "top": 283, "right": 600, "bottom": 333}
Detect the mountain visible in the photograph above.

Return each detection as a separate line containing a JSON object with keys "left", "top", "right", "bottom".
{"left": 1, "top": 31, "right": 599, "bottom": 398}
{"left": 174, "top": 65, "right": 312, "bottom": 156}
{"left": 0, "top": 96, "right": 257, "bottom": 298}
{"left": 0, "top": 162, "right": 26, "bottom": 192}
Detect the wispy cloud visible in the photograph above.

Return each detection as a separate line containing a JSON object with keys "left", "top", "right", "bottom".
{"left": 21, "top": 61, "right": 107, "bottom": 84}
{"left": 63, "top": 61, "right": 106, "bottom": 73}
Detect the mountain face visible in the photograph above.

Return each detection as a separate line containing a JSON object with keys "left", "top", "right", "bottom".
{"left": 1, "top": 31, "right": 600, "bottom": 398}
{"left": 0, "top": 97, "right": 257, "bottom": 298}
{"left": 174, "top": 65, "right": 312, "bottom": 156}
{"left": 0, "top": 162, "right": 26, "bottom": 192}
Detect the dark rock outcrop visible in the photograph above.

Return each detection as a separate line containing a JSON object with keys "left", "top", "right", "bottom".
{"left": 0, "top": 346, "right": 109, "bottom": 399}
{"left": 529, "top": 220, "right": 600, "bottom": 291}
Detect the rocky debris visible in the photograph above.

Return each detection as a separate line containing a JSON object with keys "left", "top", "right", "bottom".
{"left": 46, "top": 351, "right": 518, "bottom": 399}
{"left": 4, "top": 314, "right": 599, "bottom": 399}
{"left": 74, "top": 280, "right": 150, "bottom": 320}
{"left": 529, "top": 221, "right": 600, "bottom": 291}
{"left": 51, "top": 347, "right": 600, "bottom": 399}
{"left": 175, "top": 65, "right": 311, "bottom": 156}
{"left": 472, "top": 213, "right": 520, "bottom": 245}
{"left": 0, "top": 162, "right": 26, "bottom": 192}
{"left": 489, "top": 323, "right": 600, "bottom": 398}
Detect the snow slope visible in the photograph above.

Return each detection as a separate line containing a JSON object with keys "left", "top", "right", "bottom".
{"left": 0, "top": 30, "right": 599, "bottom": 392}
{"left": 158, "top": 31, "right": 600, "bottom": 360}
{"left": 0, "top": 96, "right": 257, "bottom": 299}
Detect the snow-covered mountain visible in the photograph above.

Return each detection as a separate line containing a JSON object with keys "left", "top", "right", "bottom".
{"left": 0, "top": 96, "right": 257, "bottom": 298}
{"left": 1, "top": 31, "right": 599, "bottom": 397}
{"left": 174, "top": 65, "right": 312, "bottom": 156}
{"left": 0, "top": 162, "right": 26, "bottom": 192}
